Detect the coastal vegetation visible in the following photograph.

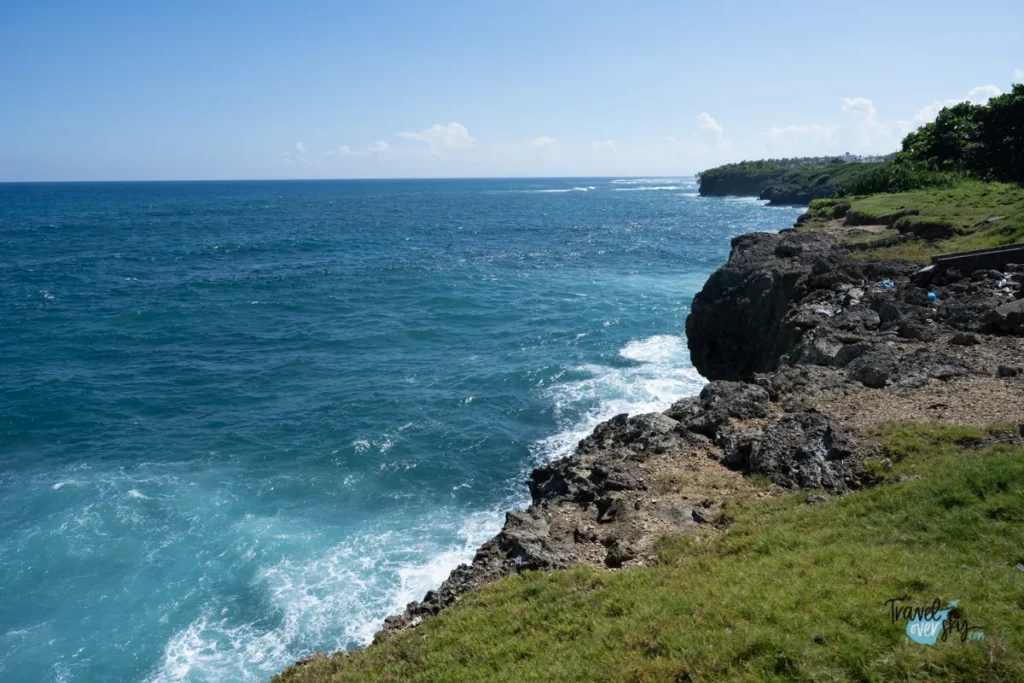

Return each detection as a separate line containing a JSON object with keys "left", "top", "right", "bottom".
{"left": 704, "top": 83, "right": 1024, "bottom": 262}
{"left": 699, "top": 83, "right": 1023, "bottom": 210}
{"left": 276, "top": 422, "right": 1024, "bottom": 682}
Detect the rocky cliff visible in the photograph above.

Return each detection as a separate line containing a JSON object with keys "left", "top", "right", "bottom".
{"left": 695, "top": 174, "right": 769, "bottom": 198}
{"left": 697, "top": 161, "right": 884, "bottom": 205}
{"left": 291, "top": 230, "right": 1024, "bottom": 659}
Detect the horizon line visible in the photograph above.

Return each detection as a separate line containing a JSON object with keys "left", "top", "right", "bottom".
{"left": 0, "top": 174, "right": 700, "bottom": 185}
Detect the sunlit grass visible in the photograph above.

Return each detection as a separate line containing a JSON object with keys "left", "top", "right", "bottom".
{"left": 276, "top": 422, "right": 1024, "bottom": 683}
{"left": 803, "top": 181, "right": 1024, "bottom": 262}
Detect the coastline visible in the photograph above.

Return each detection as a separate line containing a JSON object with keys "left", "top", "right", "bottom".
{"left": 276, "top": 194, "right": 1024, "bottom": 680}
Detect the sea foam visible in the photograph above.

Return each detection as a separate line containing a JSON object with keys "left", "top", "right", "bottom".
{"left": 531, "top": 334, "right": 705, "bottom": 466}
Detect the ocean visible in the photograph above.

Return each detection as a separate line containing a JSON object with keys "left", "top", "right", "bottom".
{"left": 0, "top": 178, "right": 803, "bottom": 682}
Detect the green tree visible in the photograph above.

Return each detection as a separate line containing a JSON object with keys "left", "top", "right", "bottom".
{"left": 899, "top": 83, "right": 1023, "bottom": 182}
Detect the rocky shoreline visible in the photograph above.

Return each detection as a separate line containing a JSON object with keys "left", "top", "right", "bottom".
{"left": 282, "top": 224, "right": 1024, "bottom": 674}
{"left": 366, "top": 226, "right": 1024, "bottom": 641}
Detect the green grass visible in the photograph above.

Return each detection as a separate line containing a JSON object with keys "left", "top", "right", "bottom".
{"left": 801, "top": 181, "right": 1024, "bottom": 262}
{"left": 275, "top": 423, "right": 1024, "bottom": 683}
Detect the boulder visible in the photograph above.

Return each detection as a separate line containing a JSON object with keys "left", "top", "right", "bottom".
{"left": 986, "top": 299, "right": 1024, "bottom": 335}
{"left": 897, "top": 320, "right": 937, "bottom": 342}
{"left": 666, "top": 381, "right": 770, "bottom": 437}
{"left": 788, "top": 334, "right": 844, "bottom": 366}
{"left": 834, "top": 341, "right": 872, "bottom": 367}
{"left": 949, "top": 332, "right": 981, "bottom": 346}
{"left": 577, "top": 412, "right": 684, "bottom": 457}
{"left": 714, "top": 424, "right": 763, "bottom": 468}
{"left": 998, "top": 365, "right": 1021, "bottom": 378}
{"left": 697, "top": 381, "right": 771, "bottom": 420}
{"left": 748, "top": 412, "right": 855, "bottom": 492}
{"left": 846, "top": 343, "right": 899, "bottom": 388}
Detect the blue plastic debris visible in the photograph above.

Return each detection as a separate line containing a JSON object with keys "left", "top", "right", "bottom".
{"left": 877, "top": 279, "right": 895, "bottom": 289}
{"left": 928, "top": 292, "right": 938, "bottom": 302}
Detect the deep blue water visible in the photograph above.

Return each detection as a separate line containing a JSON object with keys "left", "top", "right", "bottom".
{"left": 0, "top": 178, "right": 802, "bottom": 682}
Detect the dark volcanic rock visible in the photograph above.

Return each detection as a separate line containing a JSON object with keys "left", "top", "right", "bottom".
{"left": 846, "top": 343, "right": 899, "bottom": 388}
{"left": 950, "top": 332, "right": 981, "bottom": 346}
{"left": 748, "top": 412, "right": 855, "bottom": 492}
{"left": 834, "top": 341, "right": 873, "bottom": 367}
{"left": 894, "top": 348, "right": 972, "bottom": 388}
{"left": 697, "top": 380, "right": 771, "bottom": 419}
{"left": 686, "top": 231, "right": 849, "bottom": 381}
{"left": 898, "top": 320, "right": 937, "bottom": 342}
{"left": 714, "top": 424, "right": 763, "bottom": 468}
{"left": 602, "top": 536, "right": 638, "bottom": 568}
{"left": 576, "top": 412, "right": 685, "bottom": 457}
{"left": 987, "top": 299, "right": 1024, "bottom": 335}
{"left": 528, "top": 411, "right": 709, "bottom": 506}
{"left": 665, "top": 381, "right": 769, "bottom": 438}
{"left": 788, "top": 332, "right": 845, "bottom": 367}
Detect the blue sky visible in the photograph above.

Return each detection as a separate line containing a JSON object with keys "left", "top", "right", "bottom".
{"left": 1, "top": 0, "right": 1022, "bottom": 181}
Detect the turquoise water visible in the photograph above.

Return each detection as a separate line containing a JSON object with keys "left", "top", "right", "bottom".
{"left": 0, "top": 178, "right": 802, "bottom": 682}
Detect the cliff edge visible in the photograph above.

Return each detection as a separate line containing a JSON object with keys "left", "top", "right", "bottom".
{"left": 277, "top": 230, "right": 1024, "bottom": 681}
{"left": 364, "top": 230, "right": 1024, "bottom": 639}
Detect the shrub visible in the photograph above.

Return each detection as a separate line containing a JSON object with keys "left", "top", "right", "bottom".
{"left": 806, "top": 197, "right": 850, "bottom": 222}
{"left": 843, "top": 164, "right": 958, "bottom": 195}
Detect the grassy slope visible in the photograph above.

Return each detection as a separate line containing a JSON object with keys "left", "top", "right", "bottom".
{"left": 277, "top": 423, "right": 1024, "bottom": 683}
{"left": 802, "top": 181, "right": 1024, "bottom": 262}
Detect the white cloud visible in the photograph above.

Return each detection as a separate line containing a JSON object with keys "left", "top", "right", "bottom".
{"left": 327, "top": 141, "right": 390, "bottom": 157}
{"left": 529, "top": 136, "right": 555, "bottom": 147}
{"left": 761, "top": 124, "right": 839, "bottom": 157}
{"left": 839, "top": 97, "right": 901, "bottom": 151}
{"left": 693, "top": 112, "right": 731, "bottom": 152}
{"left": 967, "top": 85, "right": 1001, "bottom": 102}
{"left": 663, "top": 113, "right": 732, "bottom": 163}
{"left": 280, "top": 142, "right": 311, "bottom": 165}
{"left": 398, "top": 122, "right": 476, "bottom": 150}
{"left": 697, "top": 112, "right": 724, "bottom": 136}
{"left": 592, "top": 140, "right": 616, "bottom": 152}
{"left": 280, "top": 142, "right": 315, "bottom": 167}
{"left": 763, "top": 98, "right": 900, "bottom": 155}
{"left": 915, "top": 84, "right": 1003, "bottom": 123}
{"left": 841, "top": 97, "right": 876, "bottom": 117}
{"left": 764, "top": 124, "right": 837, "bottom": 143}
{"left": 1016, "top": 68, "right": 1024, "bottom": 83}
{"left": 915, "top": 100, "right": 957, "bottom": 123}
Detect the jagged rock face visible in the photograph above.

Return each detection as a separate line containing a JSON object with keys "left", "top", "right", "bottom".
{"left": 687, "top": 229, "right": 1023, "bottom": 388}
{"left": 748, "top": 412, "right": 855, "bottom": 492}
{"left": 686, "top": 231, "right": 853, "bottom": 381}
{"left": 665, "top": 380, "right": 770, "bottom": 437}
{"left": 528, "top": 412, "right": 707, "bottom": 506}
